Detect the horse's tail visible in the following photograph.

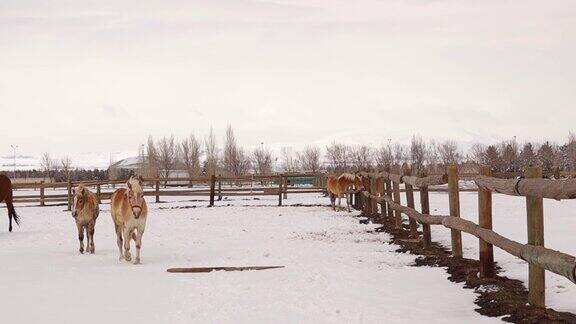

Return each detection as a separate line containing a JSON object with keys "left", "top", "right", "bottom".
{"left": 7, "top": 201, "right": 20, "bottom": 226}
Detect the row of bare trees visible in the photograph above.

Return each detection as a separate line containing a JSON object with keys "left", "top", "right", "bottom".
{"left": 141, "top": 125, "right": 278, "bottom": 181}
{"left": 31, "top": 131, "right": 576, "bottom": 182}
{"left": 136, "top": 130, "right": 576, "bottom": 180}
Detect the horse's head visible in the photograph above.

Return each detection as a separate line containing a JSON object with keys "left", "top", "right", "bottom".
{"left": 126, "top": 176, "right": 144, "bottom": 219}
{"left": 354, "top": 175, "right": 364, "bottom": 191}
{"left": 72, "top": 184, "right": 88, "bottom": 218}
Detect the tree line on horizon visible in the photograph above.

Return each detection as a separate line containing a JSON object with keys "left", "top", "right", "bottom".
{"left": 4, "top": 129, "right": 576, "bottom": 182}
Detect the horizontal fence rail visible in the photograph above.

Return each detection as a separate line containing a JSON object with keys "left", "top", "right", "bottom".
{"left": 10, "top": 174, "right": 328, "bottom": 208}
{"left": 357, "top": 165, "right": 576, "bottom": 309}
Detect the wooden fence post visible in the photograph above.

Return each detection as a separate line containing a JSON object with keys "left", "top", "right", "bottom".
{"left": 385, "top": 174, "right": 393, "bottom": 220}
{"left": 448, "top": 165, "right": 463, "bottom": 258}
{"left": 209, "top": 175, "right": 216, "bottom": 207}
{"left": 217, "top": 179, "right": 222, "bottom": 201}
{"left": 278, "top": 175, "right": 283, "bottom": 206}
{"left": 370, "top": 175, "right": 378, "bottom": 215}
{"left": 404, "top": 168, "right": 418, "bottom": 238}
{"left": 155, "top": 180, "right": 160, "bottom": 203}
{"left": 526, "top": 166, "right": 545, "bottom": 307}
{"left": 379, "top": 176, "right": 387, "bottom": 219}
{"left": 41, "top": 181, "right": 46, "bottom": 207}
{"left": 283, "top": 176, "right": 288, "bottom": 199}
{"left": 419, "top": 170, "right": 431, "bottom": 248}
{"left": 365, "top": 176, "right": 373, "bottom": 215}
{"left": 96, "top": 184, "right": 102, "bottom": 204}
{"left": 392, "top": 166, "right": 402, "bottom": 229}
{"left": 478, "top": 165, "right": 495, "bottom": 279}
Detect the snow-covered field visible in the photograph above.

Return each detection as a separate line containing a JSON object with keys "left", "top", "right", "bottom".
{"left": 0, "top": 193, "right": 501, "bottom": 324}
{"left": 424, "top": 191, "right": 576, "bottom": 314}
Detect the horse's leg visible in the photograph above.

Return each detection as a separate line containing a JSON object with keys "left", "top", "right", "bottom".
{"left": 133, "top": 229, "right": 144, "bottom": 264}
{"left": 8, "top": 209, "right": 12, "bottom": 232}
{"left": 89, "top": 221, "right": 95, "bottom": 254}
{"left": 345, "top": 193, "right": 351, "bottom": 212}
{"left": 123, "top": 227, "right": 132, "bottom": 261}
{"left": 115, "top": 224, "right": 124, "bottom": 261}
{"left": 77, "top": 222, "right": 85, "bottom": 254}
{"left": 84, "top": 225, "right": 90, "bottom": 253}
{"left": 330, "top": 193, "right": 336, "bottom": 210}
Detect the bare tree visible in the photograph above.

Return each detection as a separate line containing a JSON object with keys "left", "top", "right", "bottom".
{"left": 375, "top": 143, "right": 394, "bottom": 169}
{"left": 146, "top": 136, "right": 160, "bottom": 178}
{"left": 204, "top": 127, "right": 219, "bottom": 176}
{"left": 426, "top": 140, "right": 440, "bottom": 173}
{"left": 393, "top": 143, "right": 407, "bottom": 167}
{"left": 468, "top": 143, "right": 487, "bottom": 165}
{"left": 350, "top": 145, "right": 373, "bottom": 171}
{"left": 325, "top": 142, "right": 349, "bottom": 173}
{"left": 280, "top": 147, "right": 299, "bottom": 173}
{"left": 60, "top": 156, "right": 73, "bottom": 180}
{"left": 181, "top": 134, "right": 202, "bottom": 181}
{"left": 222, "top": 125, "right": 252, "bottom": 176}
{"left": 566, "top": 132, "right": 576, "bottom": 171}
{"left": 253, "top": 147, "right": 273, "bottom": 175}
{"left": 41, "top": 152, "right": 56, "bottom": 181}
{"left": 438, "top": 140, "right": 461, "bottom": 166}
{"left": 157, "top": 135, "right": 177, "bottom": 184}
{"left": 410, "top": 135, "right": 427, "bottom": 173}
{"left": 298, "top": 146, "right": 321, "bottom": 173}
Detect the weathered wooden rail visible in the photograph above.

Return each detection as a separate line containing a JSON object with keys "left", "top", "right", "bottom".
{"left": 11, "top": 174, "right": 327, "bottom": 209}
{"left": 359, "top": 165, "right": 576, "bottom": 308}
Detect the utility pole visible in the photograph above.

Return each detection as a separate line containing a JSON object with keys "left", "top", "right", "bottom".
{"left": 10, "top": 145, "right": 18, "bottom": 179}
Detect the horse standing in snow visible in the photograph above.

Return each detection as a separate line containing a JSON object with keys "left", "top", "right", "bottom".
{"left": 0, "top": 174, "right": 20, "bottom": 232}
{"left": 72, "top": 184, "right": 100, "bottom": 254}
{"left": 110, "top": 177, "right": 147, "bottom": 264}
{"left": 326, "top": 173, "right": 363, "bottom": 212}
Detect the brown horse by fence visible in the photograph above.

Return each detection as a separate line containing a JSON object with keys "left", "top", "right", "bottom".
{"left": 0, "top": 174, "right": 20, "bottom": 232}
{"left": 327, "top": 173, "right": 363, "bottom": 212}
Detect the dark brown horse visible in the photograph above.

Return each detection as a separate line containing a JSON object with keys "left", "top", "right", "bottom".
{"left": 0, "top": 174, "right": 20, "bottom": 232}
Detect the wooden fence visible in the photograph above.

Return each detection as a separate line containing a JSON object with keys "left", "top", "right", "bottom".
{"left": 358, "top": 165, "right": 576, "bottom": 308}
{"left": 11, "top": 173, "right": 327, "bottom": 209}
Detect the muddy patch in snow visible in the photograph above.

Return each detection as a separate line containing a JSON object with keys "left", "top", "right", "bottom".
{"left": 365, "top": 212, "right": 576, "bottom": 324}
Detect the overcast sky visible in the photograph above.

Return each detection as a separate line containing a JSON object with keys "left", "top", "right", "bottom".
{"left": 1, "top": 0, "right": 576, "bottom": 158}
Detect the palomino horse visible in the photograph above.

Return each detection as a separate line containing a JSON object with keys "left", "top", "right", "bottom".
{"left": 0, "top": 174, "right": 20, "bottom": 232}
{"left": 72, "top": 184, "right": 100, "bottom": 254}
{"left": 111, "top": 177, "right": 147, "bottom": 264}
{"left": 327, "top": 173, "right": 362, "bottom": 212}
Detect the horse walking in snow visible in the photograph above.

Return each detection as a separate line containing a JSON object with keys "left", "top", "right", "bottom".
{"left": 110, "top": 177, "right": 147, "bottom": 264}
{"left": 72, "top": 184, "right": 100, "bottom": 254}
{"left": 0, "top": 174, "right": 20, "bottom": 232}
{"left": 327, "top": 173, "right": 363, "bottom": 212}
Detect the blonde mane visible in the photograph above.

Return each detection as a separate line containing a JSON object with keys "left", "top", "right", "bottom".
{"left": 338, "top": 173, "right": 357, "bottom": 181}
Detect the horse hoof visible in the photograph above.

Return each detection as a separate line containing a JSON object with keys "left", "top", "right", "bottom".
{"left": 125, "top": 255, "right": 131, "bottom": 261}
{"left": 133, "top": 259, "right": 141, "bottom": 265}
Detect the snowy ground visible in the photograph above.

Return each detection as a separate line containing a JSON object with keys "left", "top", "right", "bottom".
{"left": 0, "top": 193, "right": 500, "bottom": 324}
{"left": 423, "top": 191, "right": 576, "bottom": 314}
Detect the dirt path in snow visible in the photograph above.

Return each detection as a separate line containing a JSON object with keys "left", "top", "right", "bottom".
{"left": 363, "top": 211, "right": 576, "bottom": 323}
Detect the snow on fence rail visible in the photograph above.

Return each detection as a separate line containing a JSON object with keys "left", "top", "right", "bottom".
{"left": 11, "top": 174, "right": 327, "bottom": 208}
{"left": 357, "top": 165, "right": 576, "bottom": 309}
